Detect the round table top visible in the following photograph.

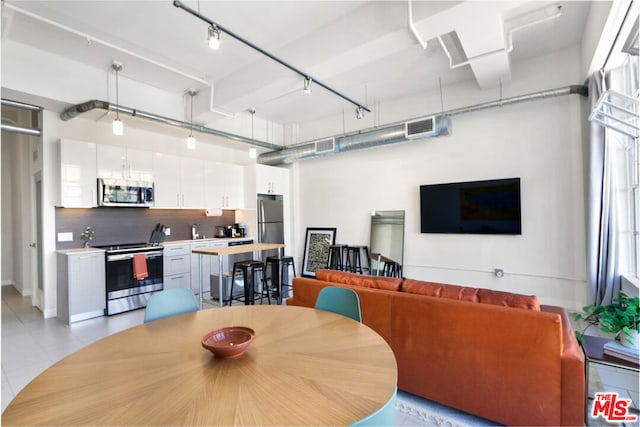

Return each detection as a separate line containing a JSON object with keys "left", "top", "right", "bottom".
{"left": 2, "top": 305, "right": 397, "bottom": 426}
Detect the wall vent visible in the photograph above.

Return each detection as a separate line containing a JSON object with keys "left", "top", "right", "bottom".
{"left": 314, "top": 137, "right": 336, "bottom": 154}
{"left": 405, "top": 116, "right": 435, "bottom": 139}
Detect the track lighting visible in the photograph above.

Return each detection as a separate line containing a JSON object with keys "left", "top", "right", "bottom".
{"left": 187, "top": 89, "right": 197, "bottom": 149}
{"left": 303, "top": 77, "right": 312, "bottom": 94}
{"left": 174, "top": 0, "right": 370, "bottom": 114}
{"left": 208, "top": 25, "right": 220, "bottom": 50}
{"left": 111, "top": 62, "right": 124, "bottom": 135}
{"left": 356, "top": 106, "right": 365, "bottom": 120}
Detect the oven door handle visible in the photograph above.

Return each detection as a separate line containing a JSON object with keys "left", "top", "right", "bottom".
{"left": 107, "top": 252, "right": 163, "bottom": 262}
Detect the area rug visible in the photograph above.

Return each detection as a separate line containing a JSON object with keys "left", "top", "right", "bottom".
{"left": 395, "top": 390, "right": 499, "bottom": 426}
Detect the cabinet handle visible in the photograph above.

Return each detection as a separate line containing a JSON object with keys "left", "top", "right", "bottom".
{"left": 225, "top": 196, "right": 229, "bottom": 206}
{"left": 182, "top": 194, "right": 185, "bottom": 206}
{"left": 169, "top": 247, "right": 183, "bottom": 251}
{"left": 129, "top": 165, "right": 132, "bottom": 178}
{"left": 170, "top": 275, "right": 185, "bottom": 280}
{"left": 177, "top": 194, "right": 180, "bottom": 206}
{"left": 171, "top": 257, "right": 185, "bottom": 261}
{"left": 79, "top": 255, "right": 97, "bottom": 260}
{"left": 122, "top": 164, "right": 125, "bottom": 178}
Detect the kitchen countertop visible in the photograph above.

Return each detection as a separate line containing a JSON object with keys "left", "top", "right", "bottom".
{"left": 56, "top": 237, "right": 255, "bottom": 254}
{"left": 163, "top": 237, "right": 255, "bottom": 245}
{"left": 56, "top": 247, "right": 106, "bottom": 255}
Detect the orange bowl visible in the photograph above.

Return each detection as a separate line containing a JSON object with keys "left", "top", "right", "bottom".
{"left": 202, "top": 327, "right": 255, "bottom": 359}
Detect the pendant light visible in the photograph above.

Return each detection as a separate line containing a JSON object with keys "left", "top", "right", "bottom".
{"left": 208, "top": 25, "right": 221, "bottom": 50}
{"left": 249, "top": 108, "right": 256, "bottom": 158}
{"left": 112, "top": 62, "right": 123, "bottom": 136}
{"left": 187, "top": 89, "right": 197, "bottom": 149}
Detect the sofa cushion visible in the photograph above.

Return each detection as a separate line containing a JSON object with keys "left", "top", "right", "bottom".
{"left": 315, "top": 269, "right": 403, "bottom": 291}
{"left": 402, "top": 278, "right": 540, "bottom": 311}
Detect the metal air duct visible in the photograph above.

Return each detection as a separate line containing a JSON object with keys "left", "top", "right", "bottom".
{"left": 59, "top": 99, "right": 282, "bottom": 151}
{"left": 258, "top": 85, "right": 587, "bottom": 165}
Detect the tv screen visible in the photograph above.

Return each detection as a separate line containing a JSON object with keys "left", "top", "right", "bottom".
{"left": 420, "top": 178, "right": 521, "bottom": 235}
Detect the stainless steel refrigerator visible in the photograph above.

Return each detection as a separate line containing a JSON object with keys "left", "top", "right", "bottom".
{"left": 257, "top": 195, "right": 284, "bottom": 250}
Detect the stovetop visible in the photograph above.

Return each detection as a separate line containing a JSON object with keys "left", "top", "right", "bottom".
{"left": 94, "top": 242, "right": 163, "bottom": 254}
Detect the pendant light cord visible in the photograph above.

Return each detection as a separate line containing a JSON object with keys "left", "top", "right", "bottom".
{"left": 190, "top": 92, "right": 194, "bottom": 137}
{"left": 115, "top": 67, "right": 120, "bottom": 120}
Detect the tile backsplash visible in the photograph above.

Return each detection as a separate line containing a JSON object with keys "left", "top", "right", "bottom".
{"left": 55, "top": 207, "right": 236, "bottom": 249}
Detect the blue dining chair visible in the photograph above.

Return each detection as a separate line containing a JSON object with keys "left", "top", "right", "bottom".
{"left": 314, "top": 286, "right": 361, "bottom": 322}
{"left": 144, "top": 288, "right": 199, "bottom": 323}
{"left": 350, "top": 387, "right": 397, "bottom": 426}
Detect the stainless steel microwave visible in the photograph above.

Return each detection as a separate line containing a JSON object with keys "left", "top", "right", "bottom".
{"left": 97, "top": 178, "right": 154, "bottom": 207}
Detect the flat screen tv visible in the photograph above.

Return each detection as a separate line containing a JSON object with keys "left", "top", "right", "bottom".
{"left": 420, "top": 178, "right": 521, "bottom": 235}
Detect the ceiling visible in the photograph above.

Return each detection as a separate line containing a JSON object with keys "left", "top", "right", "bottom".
{"left": 2, "top": 0, "right": 593, "bottom": 129}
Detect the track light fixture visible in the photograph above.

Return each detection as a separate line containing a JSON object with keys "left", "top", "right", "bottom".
{"left": 356, "top": 106, "right": 365, "bottom": 120}
{"left": 187, "top": 89, "right": 197, "bottom": 149}
{"left": 303, "top": 77, "right": 312, "bottom": 94}
{"left": 174, "top": 0, "right": 370, "bottom": 114}
{"left": 208, "top": 25, "right": 220, "bottom": 50}
{"left": 111, "top": 61, "right": 124, "bottom": 136}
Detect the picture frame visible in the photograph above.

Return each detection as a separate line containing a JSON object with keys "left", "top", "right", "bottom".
{"left": 301, "top": 227, "right": 337, "bottom": 278}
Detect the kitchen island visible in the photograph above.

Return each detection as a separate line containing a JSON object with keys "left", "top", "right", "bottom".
{"left": 193, "top": 242, "right": 285, "bottom": 308}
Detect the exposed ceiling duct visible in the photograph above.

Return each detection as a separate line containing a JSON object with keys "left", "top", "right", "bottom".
{"left": 59, "top": 99, "right": 281, "bottom": 151}
{"left": 1, "top": 98, "right": 42, "bottom": 136}
{"left": 257, "top": 85, "right": 587, "bottom": 166}
{"left": 0, "top": 123, "right": 41, "bottom": 136}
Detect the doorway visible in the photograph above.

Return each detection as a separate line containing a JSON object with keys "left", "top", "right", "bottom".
{"left": 33, "top": 173, "right": 44, "bottom": 311}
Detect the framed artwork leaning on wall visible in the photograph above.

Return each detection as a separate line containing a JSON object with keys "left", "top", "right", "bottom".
{"left": 301, "top": 227, "right": 337, "bottom": 278}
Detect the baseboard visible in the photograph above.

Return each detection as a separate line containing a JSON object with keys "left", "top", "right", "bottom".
{"left": 2, "top": 280, "right": 15, "bottom": 286}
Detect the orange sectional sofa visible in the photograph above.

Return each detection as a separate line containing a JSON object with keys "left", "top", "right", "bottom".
{"left": 287, "top": 269, "right": 584, "bottom": 426}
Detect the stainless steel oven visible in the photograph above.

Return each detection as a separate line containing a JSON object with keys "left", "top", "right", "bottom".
{"left": 99, "top": 243, "right": 163, "bottom": 315}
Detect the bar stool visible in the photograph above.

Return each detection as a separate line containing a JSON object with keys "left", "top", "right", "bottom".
{"left": 229, "top": 260, "right": 271, "bottom": 306}
{"left": 382, "top": 261, "right": 401, "bottom": 278}
{"left": 265, "top": 256, "right": 296, "bottom": 302}
{"left": 327, "top": 244, "right": 347, "bottom": 271}
{"left": 345, "top": 246, "right": 369, "bottom": 274}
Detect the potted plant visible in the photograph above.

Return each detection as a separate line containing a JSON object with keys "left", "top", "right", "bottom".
{"left": 575, "top": 291, "right": 640, "bottom": 349}
{"left": 80, "top": 227, "right": 94, "bottom": 248}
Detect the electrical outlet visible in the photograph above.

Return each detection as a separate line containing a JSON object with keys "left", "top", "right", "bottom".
{"left": 494, "top": 268, "right": 504, "bottom": 278}
{"left": 164, "top": 227, "right": 171, "bottom": 236}
{"left": 58, "top": 232, "right": 73, "bottom": 242}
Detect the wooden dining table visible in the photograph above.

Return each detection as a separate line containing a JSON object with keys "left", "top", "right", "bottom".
{"left": 193, "top": 243, "right": 286, "bottom": 308}
{"left": 2, "top": 305, "right": 398, "bottom": 426}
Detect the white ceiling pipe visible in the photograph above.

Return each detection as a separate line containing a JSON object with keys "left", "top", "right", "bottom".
{"left": 439, "top": 3, "right": 563, "bottom": 70}
{"left": 408, "top": 0, "right": 427, "bottom": 50}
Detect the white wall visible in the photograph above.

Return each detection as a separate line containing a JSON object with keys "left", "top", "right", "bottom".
{"left": 293, "top": 45, "right": 588, "bottom": 310}
{"left": 1, "top": 137, "right": 15, "bottom": 286}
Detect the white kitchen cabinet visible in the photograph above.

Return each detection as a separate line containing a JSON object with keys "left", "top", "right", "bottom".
{"left": 255, "top": 164, "right": 289, "bottom": 195}
{"left": 180, "top": 157, "right": 205, "bottom": 208}
{"left": 190, "top": 241, "right": 212, "bottom": 294}
{"left": 97, "top": 145, "right": 153, "bottom": 182}
{"left": 153, "top": 153, "right": 204, "bottom": 208}
{"left": 59, "top": 139, "right": 97, "bottom": 208}
{"left": 204, "top": 162, "right": 244, "bottom": 209}
{"left": 163, "top": 244, "right": 191, "bottom": 290}
{"left": 57, "top": 250, "right": 106, "bottom": 324}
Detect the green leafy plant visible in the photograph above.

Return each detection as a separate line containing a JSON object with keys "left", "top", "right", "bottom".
{"left": 575, "top": 292, "right": 640, "bottom": 346}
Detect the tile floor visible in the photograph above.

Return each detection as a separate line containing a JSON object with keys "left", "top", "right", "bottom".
{"left": 3, "top": 285, "right": 639, "bottom": 426}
